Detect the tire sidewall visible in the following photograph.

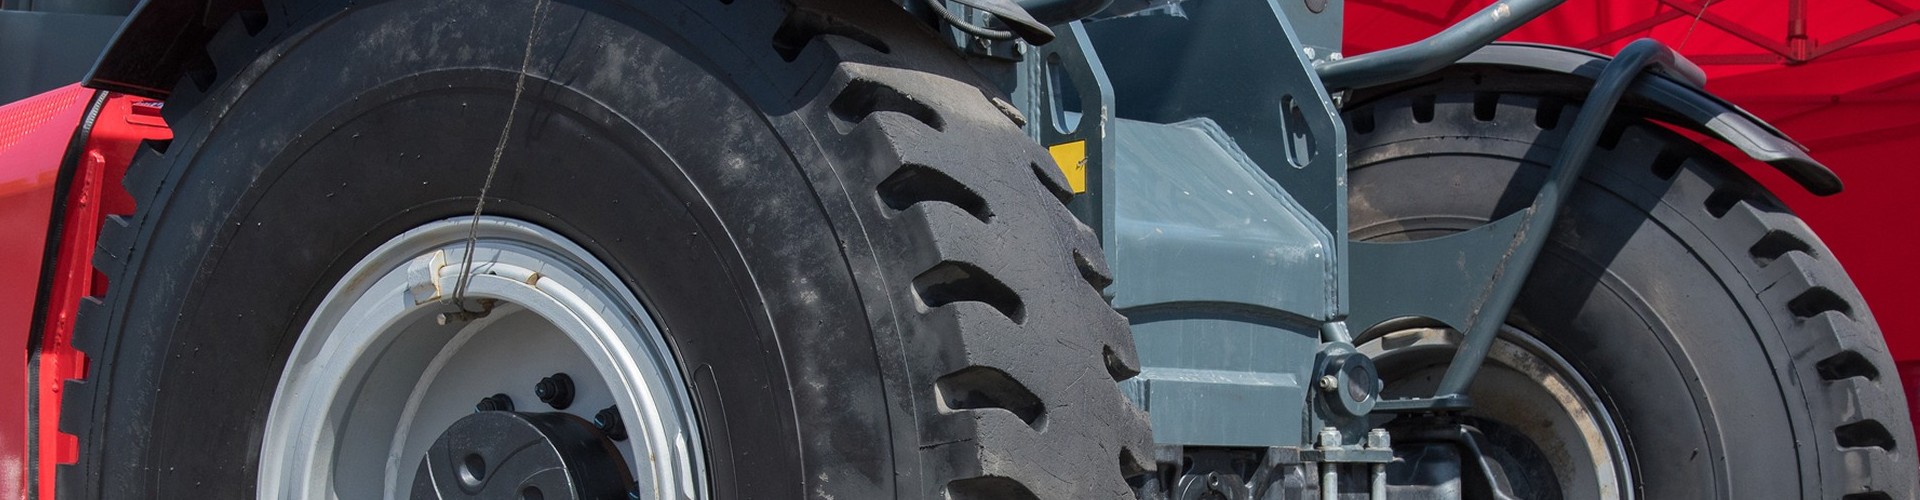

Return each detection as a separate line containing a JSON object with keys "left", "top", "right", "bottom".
{"left": 78, "top": 0, "right": 906, "bottom": 496}
{"left": 1347, "top": 93, "right": 1819, "bottom": 498}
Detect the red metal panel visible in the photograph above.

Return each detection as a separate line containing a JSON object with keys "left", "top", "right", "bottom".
{"left": 0, "top": 83, "right": 91, "bottom": 500}
{"left": 32, "top": 92, "right": 161, "bottom": 500}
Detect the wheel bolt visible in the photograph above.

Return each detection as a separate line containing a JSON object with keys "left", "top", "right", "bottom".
{"left": 593, "top": 406, "right": 627, "bottom": 441}
{"left": 475, "top": 393, "right": 514, "bottom": 413}
{"left": 534, "top": 373, "right": 574, "bottom": 410}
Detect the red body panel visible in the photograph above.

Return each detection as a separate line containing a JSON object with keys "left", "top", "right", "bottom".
{"left": 0, "top": 83, "right": 165, "bottom": 500}
{"left": 31, "top": 94, "right": 158, "bottom": 500}
{"left": 0, "top": 84, "right": 92, "bottom": 500}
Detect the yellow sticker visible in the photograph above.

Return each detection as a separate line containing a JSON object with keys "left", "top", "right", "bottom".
{"left": 1047, "top": 140, "right": 1088, "bottom": 194}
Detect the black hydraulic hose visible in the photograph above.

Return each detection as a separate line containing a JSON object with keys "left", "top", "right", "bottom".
{"left": 927, "top": 0, "right": 1020, "bottom": 40}
{"left": 1431, "top": 39, "right": 1705, "bottom": 398}
{"left": 1316, "top": 0, "right": 1564, "bottom": 91}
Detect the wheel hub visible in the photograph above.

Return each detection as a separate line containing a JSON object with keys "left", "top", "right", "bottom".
{"left": 413, "top": 411, "right": 630, "bottom": 499}
{"left": 1362, "top": 326, "right": 1630, "bottom": 499}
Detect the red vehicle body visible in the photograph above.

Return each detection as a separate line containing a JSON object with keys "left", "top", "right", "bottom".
{"left": 0, "top": 85, "right": 167, "bottom": 499}
{"left": 0, "top": 1, "right": 1915, "bottom": 498}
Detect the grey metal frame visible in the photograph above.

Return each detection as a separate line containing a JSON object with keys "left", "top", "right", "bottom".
{"left": 995, "top": 0, "right": 1724, "bottom": 451}
{"left": 914, "top": 0, "right": 1839, "bottom": 495}
{"left": 1017, "top": 0, "right": 1355, "bottom": 449}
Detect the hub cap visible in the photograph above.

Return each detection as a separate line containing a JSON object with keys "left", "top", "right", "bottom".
{"left": 1362, "top": 327, "right": 1630, "bottom": 499}
{"left": 259, "top": 217, "right": 706, "bottom": 499}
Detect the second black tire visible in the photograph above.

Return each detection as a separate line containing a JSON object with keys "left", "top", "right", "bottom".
{"left": 1346, "top": 71, "right": 1914, "bottom": 499}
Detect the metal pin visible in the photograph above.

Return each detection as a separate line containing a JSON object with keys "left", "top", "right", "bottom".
{"left": 1322, "top": 462, "right": 1338, "bottom": 500}
{"left": 1371, "top": 463, "right": 1386, "bottom": 499}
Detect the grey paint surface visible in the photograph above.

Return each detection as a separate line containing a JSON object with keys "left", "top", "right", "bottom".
{"left": 1034, "top": 0, "right": 1355, "bottom": 447}
{"left": 1108, "top": 117, "right": 1333, "bottom": 320}
{"left": 1104, "top": 117, "right": 1329, "bottom": 446}
{"left": 0, "top": 11, "right": 121, "bottom": 104}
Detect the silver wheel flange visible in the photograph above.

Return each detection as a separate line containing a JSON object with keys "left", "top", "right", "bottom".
{"left": 259, "top": 216, "right": 706, "bottom": 499}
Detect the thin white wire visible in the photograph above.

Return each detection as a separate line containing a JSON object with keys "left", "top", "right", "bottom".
{"left": 452, "top": 0, "right": 551, "bottom": 310}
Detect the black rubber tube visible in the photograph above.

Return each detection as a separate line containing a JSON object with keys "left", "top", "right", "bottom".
{"left": 1317, "top": 0, "right": 1565, "bottom": 90}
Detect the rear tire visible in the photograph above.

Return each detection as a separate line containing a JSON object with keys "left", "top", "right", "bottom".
{"left": 1346, "top": 79, "right": 1915, "bottom": 499}
{"left": 58, "top": 0, "right": 1151, "bottom": 497}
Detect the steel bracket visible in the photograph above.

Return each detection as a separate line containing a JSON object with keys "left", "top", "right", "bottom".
{"left": 1350, "top": 39, "right": 1706, "bottom": 408}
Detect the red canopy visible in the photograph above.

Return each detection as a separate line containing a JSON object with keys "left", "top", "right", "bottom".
{"left": 1347, "top": 0, "right": 1920, "bottom": 360}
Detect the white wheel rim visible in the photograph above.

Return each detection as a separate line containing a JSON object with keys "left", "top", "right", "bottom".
{"left": 258, "top": 216, "right": 706, "bottom": 499}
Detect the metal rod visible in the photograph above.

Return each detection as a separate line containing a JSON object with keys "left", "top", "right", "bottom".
{"left": 1321, "top": 462, "right": 1338, "bottom": 500}
{"left": 1809, "top": 9, "right": 1920, "bottom": 60}
{"left": 1788, "top": 0, "right": 1808, "bottom": 39}
{"left": 1431, "top": 39, "right": 1704, "bottom": 397}
{"left": 1315, "top": 0, "right": 1565, "bottom": 90}
{"left": 1657, "top": 0, "right": 1797, "bottom": 59}
{"left": 1789, "top": 0, "right": 1810, "bottom": 59}
{"left": 1371, "top": 463, "right": 1386, "bottom": 499}
{"left": 1016, "top": 0, "right": 1114, "bottom": 26}
{"left": 1320, "top": 321, "right": 1353, "bottom": 344}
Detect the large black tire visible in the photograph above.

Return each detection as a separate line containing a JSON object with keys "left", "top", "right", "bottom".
{"left": 1346, "top": 73, "right": 1915, "bottom": 499}
{"left": 58, "top": 0, "right": 1151, "bottom": 497}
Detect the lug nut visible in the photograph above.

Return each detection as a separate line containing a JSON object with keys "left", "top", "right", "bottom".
{"left": 534, "top": 373, "right": 575, "bottom": 410}
{"left": 593, "top": 406, "right": 627, "bottom": 441}
{"left": 475, "top": 393, "right": 514, "bottom": 412}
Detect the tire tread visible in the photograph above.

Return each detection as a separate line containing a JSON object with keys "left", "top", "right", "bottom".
{"left": 1348, "top": 81, "right": 1913, "bottom": 499}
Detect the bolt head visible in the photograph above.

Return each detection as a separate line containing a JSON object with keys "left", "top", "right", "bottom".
{"left": 593, "top": 406, "right": 628, "bottom": 442}
{"left": 474, "top": 393, "right": 514, "bottom": 413}
{"left": 534, "top": 373, "right": 574, "bottom": 410}
{"left": 1367, "top": 428, "right": 1392, "bottom": 449}
{"left": 1318, "top": 427, "right": 1342, "bottom": 448}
